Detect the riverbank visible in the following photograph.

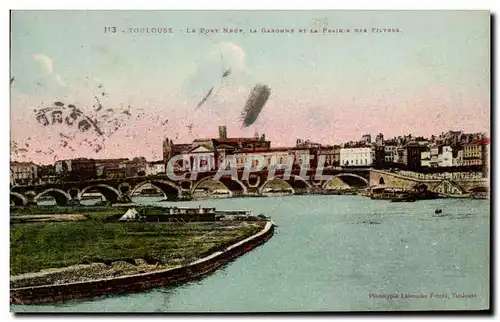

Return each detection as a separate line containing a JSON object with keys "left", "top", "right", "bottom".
{"left": 11, "top": 205, "right": 274, "bottom": 304}
{"left": 11, "top": 220, "right": 274, "bottom": 305}
{"left": 11, "top": 195, "right": 489, "bottom": 312}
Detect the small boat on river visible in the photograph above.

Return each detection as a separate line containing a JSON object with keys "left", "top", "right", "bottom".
{"left": 367, "top": 185, "right": 439, "bottom": 202}
{"left": 369, "top": 186, "right": 411, "bottom": 200}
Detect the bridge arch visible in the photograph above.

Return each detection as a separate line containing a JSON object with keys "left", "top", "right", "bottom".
{"left": 10, "top": 192, "right": 27, "bottom": 206}
{"left": 35, "top": 188, "right": 71, "bottom": 206}
{"left": 130, "top": 180, "right": 181, "bottom": 199}
{"left": 245, "top": 175, "right": 261, "bottom": 188}
{"left": 179, "top": 180, "right": 193, "bottom": 191}
{"left": 68, "top": 188, "right": 80, "bottom": 199}
{"left": 259, "top": 175, "right": 312, "bottom": 194}
{"left": 79, "top": 184, "right": 121, "bottom": 203}
{"left": 191, "top": 176, "right": 247, "bottom": 195}
{"left": 258, "top": 177, "right": 295, "bottom": 194}
{"left": 119, "top": 183, "right": 131, "bottom": 194}
{"left": 322, "top": 173, "right": 369, "bottom": 189}
{"left": 24, "top": 191, "right": 37, "bottom": 204}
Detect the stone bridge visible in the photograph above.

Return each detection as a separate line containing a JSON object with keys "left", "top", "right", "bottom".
{"left": 10, "top": 168, "right": 488, "bottom": 206}
{"left": 370, "top": 169, "right": 489, "bottom": 196}
{"left": 10, "top": 168, "right": 371, "bottom": 206}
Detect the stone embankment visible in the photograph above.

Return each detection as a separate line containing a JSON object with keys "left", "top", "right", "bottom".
{"left": 11, "top": 221, "right": 275, "bottom": 305}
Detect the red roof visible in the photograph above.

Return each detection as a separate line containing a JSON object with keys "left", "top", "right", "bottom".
{"left": 236, "top": 147, "right": 291, "bottom": 153}
{"left": 235, "top": 147, "right": 313, "bottom": 153}
{"left": 213, "top": 137, "right": 261, "bottom": 143}
{"left": 466, "top": 139, "right": 490, "bottom": 146}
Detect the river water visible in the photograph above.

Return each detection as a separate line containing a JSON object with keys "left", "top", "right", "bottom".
{"left": 12, "top": 195, "right": 490, "bottom": 312}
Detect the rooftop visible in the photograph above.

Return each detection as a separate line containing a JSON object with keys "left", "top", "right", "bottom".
{"left": 236, "top": 147, "right": 292, "bottom": 153}
{"left": 193, "top": 138, "right": 213, "bottom": 142}
{"left": 404, "top": 142, "right": 428, "bottom": 148}
{"left": 341, "top": 145, "right": 373, "bottom": 149}
{"left": 95, "top": 158, "right": 129, "bottom": 163}
{"left": 11, "top": 161, "right": 37, "bottom": 167}
{"left": 187, "top": 144, "right": 214, "bottom": 152}
{"left": 213, "top": 137, "right": 262, "bottom": 143}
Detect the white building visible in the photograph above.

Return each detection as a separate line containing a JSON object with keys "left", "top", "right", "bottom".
{"left": 340, "top": 147, "right": 374, "bottom": 167}
{"left": 146, "top": 161, "right": 166, "bottom": 175}
{"left": 11, "top": 161, "right": 38, "bottom": 185}
{"left": 438, "top": 146, "right": 453, "bottom": 167}
{"left": 453, "top": 150, "right": 463, "bottom": 167}
{"left": 429, "top": 146, "right": 439, "bottom": 167}
{"left": 384, "top": 145, "right": 397, "bottom": 163}
{"left": 180, "top": 146, "right": 216, "bottom": 172}
{"left": 392, "top": 147, "right": 406, "bottom": 164}
{"left": 421, "top": 151, "right": 431, "bottom": 167}
{"left": 54, "top": 160, "right": 72, "bottom": 174}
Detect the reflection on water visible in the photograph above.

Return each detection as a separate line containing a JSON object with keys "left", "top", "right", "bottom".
{"left": 12, "top": 195, "right": 490, "bottom": 312}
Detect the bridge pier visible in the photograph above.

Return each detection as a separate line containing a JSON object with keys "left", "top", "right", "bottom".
{"left": 68, "top": 188, "right": 80, "bottom": 206}
{"left": 177, "top": 190, "right": 193, "bottom": 201}
{"left": 114, "top": 194, "right": 133, "bottom": 204}
{"left": 25, "top": 192, "right": 38, "bottom": 206}
{"left": 67, "top": 199, "right": 81, "bottom": 206}
{"left": 244, "top": 187, "right": 260, "bottom": 195}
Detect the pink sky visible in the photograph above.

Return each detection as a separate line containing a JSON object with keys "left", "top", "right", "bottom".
{"left": 10, "top": 82, "right": 490, "bottom": 165}
{"left": 10, "top": 11, "right": 490, "bottom": 165}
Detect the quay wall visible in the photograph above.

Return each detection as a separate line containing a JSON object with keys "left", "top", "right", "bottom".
{"left": 11, "top": 221, "right": 275, "bottom": 305}
{"left": 369, "top": 170, "right": 488, "bottom": 192}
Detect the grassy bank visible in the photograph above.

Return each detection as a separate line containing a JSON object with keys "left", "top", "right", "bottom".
{"left": 10, "top": 206, "right": 266, "bottom": 287}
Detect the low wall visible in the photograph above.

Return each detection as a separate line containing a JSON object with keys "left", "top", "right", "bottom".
{"left": 370, "top": 170, "right": 488, "bottom": 193}
{"left": 11, "top": 221, "right": 275, "bottom": 305}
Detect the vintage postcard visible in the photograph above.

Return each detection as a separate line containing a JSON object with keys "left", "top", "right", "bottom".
{"left": 9, "top": 10, "right": 490, "bottom": 313}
